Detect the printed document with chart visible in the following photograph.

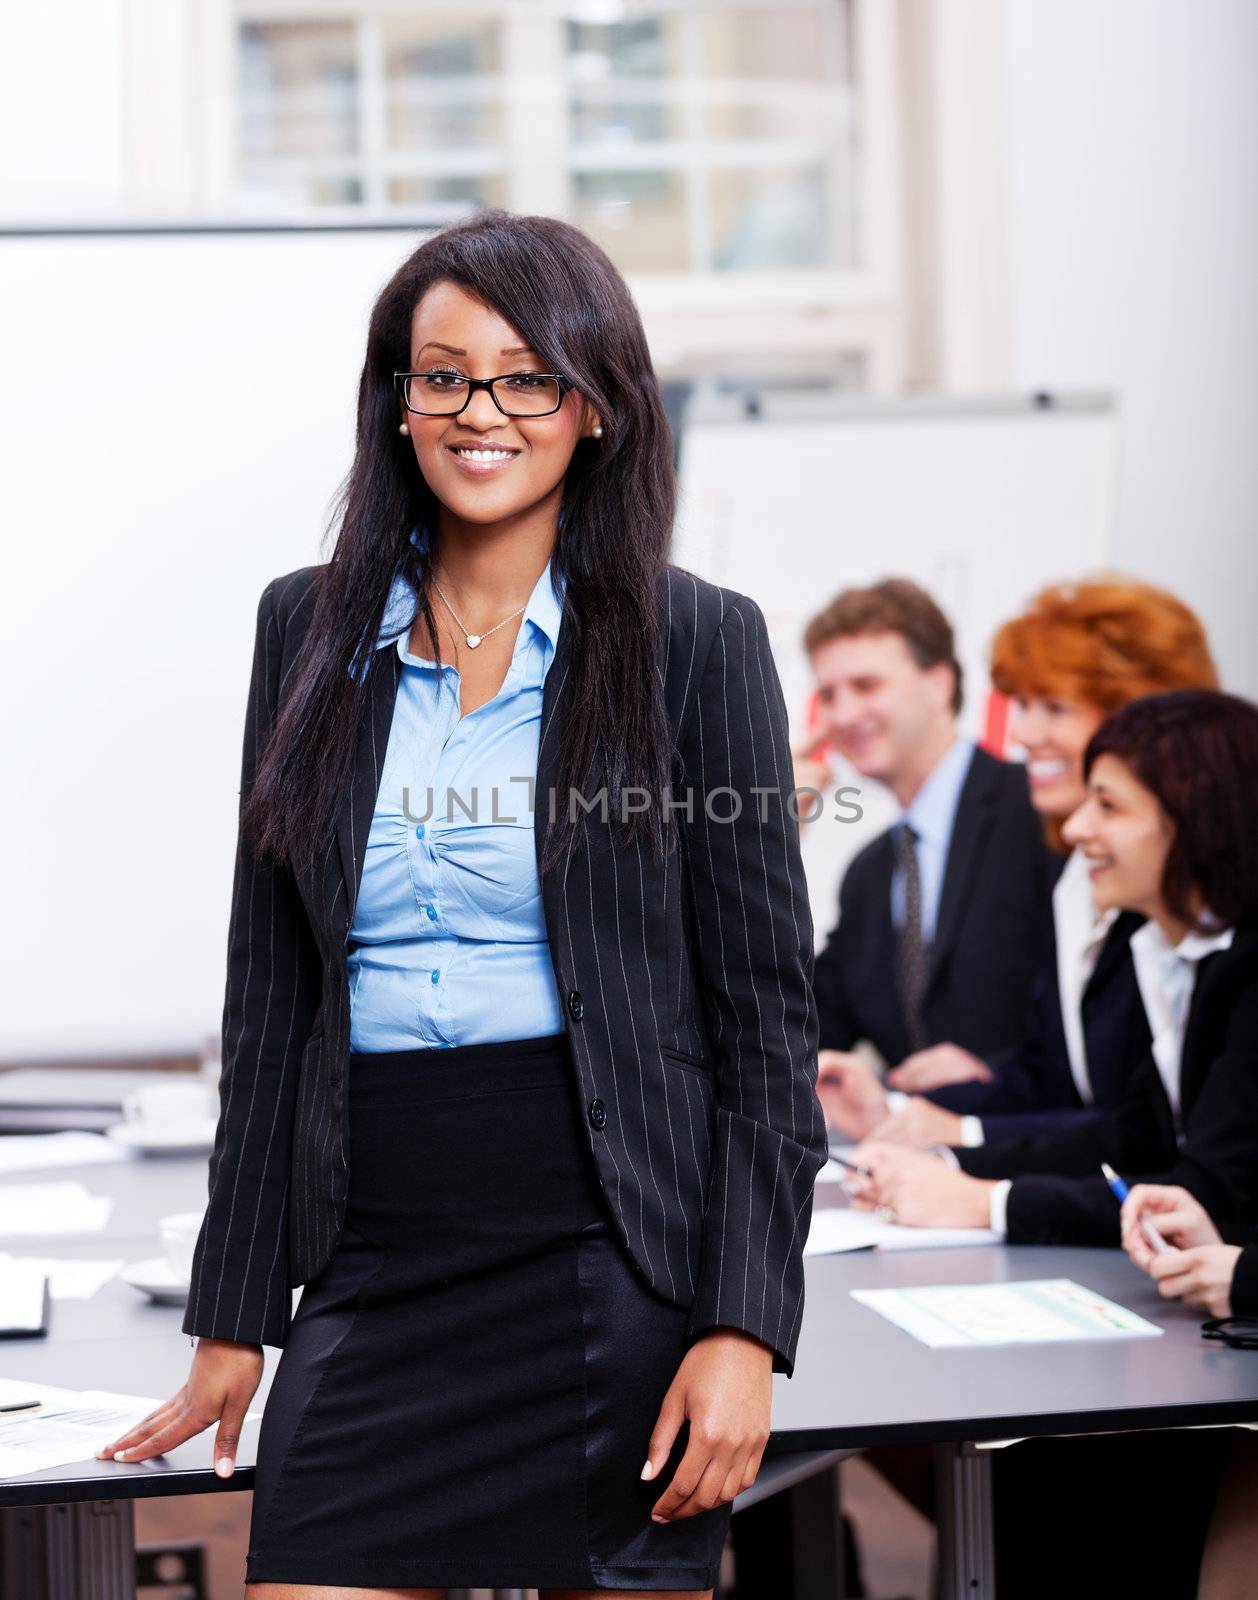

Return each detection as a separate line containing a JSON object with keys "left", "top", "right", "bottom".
{"left": 852, "top": 1279, "right": 1163, "bottom": 1348}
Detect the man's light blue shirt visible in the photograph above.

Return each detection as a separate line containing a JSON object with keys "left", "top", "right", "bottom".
{"left": 889, "top": 736, "right": 975, "bottom": 943}
{"left": 346, "top": 527, "right": 566, "bottom": 1050}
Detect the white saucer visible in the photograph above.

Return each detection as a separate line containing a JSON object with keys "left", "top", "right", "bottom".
{"left": 104, "top": 1118, "right": 218, "bottom": 1156}
{"left": 120, "top": 1257, "right": 190, "bottom": 1305}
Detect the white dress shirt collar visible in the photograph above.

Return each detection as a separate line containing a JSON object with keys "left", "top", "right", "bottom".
{"left": 1053, "top": 847, "right": 1120, "bottom": 1105}
{"left": 1129, "top": 916, "right": 1235, "bottom": 1123}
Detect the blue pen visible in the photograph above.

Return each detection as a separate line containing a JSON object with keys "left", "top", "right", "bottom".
{"left": 1101, "top": 1162, "right": 1169, "bottom": 1255}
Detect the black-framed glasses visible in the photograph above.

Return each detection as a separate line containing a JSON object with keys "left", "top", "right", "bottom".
{"left": 1201, "top": 1317, "right": 1258, "bottom": 1350}
{"left": 394, "top": 370, "right": 572, "bottom": 418}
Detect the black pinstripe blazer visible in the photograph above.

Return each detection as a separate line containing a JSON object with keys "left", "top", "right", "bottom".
{"left": 181, "top": 562, "right": 829, "bottom": 1375}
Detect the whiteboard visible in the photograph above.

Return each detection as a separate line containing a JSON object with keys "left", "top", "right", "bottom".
{"left": 0, "top": 227, "right": 442, "bottom": 1062}
{"left": 672, "top": 392, "right": 1117, "bottom": 941}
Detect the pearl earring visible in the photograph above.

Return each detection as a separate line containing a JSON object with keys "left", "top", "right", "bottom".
{"left": 591, "top": 423, "right": 604, "bottom": 438}
{"left": 399, "top": 421, "right": 410, "bottom": 436}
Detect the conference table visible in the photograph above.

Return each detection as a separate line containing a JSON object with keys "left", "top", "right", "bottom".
{"left": 3, "top": 1153, "right": 1257, "bottom": 1600}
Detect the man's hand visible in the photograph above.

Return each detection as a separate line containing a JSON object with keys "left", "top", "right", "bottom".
{"left": 815, "top": 1049, "right": 887, "bottom": 1140}
{"left": 643, "top": 1329, "right": 772, "bottom": 1521}
{"left": 845, "top": 1142, "right": 995, "bottom": 1229}
{"left": 868, "top": 1097, "right": 966, "bottom": 1149}
{"left": 791, "top": 733, "right": 833, "bottom": 827}
{"left": 94, "top": 1337, "right": 263, "bottom": 1478}
{"left": 888, "top": 1043, "right": 992, "bottom": 1093}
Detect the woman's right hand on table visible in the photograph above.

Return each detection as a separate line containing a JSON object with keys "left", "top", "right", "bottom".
{"left": 94, "top": 1336, "right": 264, "bottom": 1478}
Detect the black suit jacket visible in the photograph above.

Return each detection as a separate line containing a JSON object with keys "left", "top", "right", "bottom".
{"left": 1002, "top": 923, "right": 1258, "bottom": 1244}
{"left": 812, "top": 745, "right": 1050, "bottom": 1065}
{"left": 181, "top": 564, "right": 829, "bottom": 1375}
{"left": 936, "top": 854, "right": 1149, "bottom": 1150}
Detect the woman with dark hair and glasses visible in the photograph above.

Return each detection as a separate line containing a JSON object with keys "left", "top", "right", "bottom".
{"left": 95, "top": 210, "right": 828, "bottom": 1598}
{"left": 846, "top": 688, "right": 1258, "bottom": 1244}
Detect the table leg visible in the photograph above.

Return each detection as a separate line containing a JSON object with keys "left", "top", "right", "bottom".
{"left": 933, "top": 1443, "right": 994, "bottom": 1600}
{"left": 0, "top": 1499, "right": 136, "bottom": 1600}
{"left": 730, "top": 1458, "right": 850, "bottom": 1599}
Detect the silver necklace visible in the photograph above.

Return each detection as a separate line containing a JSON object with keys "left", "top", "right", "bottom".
{"left": 429, "top": 574, "right": 526, "bottom": 650}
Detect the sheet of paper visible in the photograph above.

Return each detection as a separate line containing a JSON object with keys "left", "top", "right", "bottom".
{"left": 806, "top": 1206, "right": 1000, "bottom": 1255}
{"left": 871, "top": 1224, "right": 1003, "bottom": 1251}
{"left": 0, "top": 1181, "right": 114, "bottom": 1238}
{"left": 804, "top": 1210, "right": 884, "bottom": 1255}
{"left": 0, "top": 1378, "right": 263, "bottom": 1480}
{"left": 0, "top": 1131, "right": 132, "bottom": 1176}
{"left": 852, "top": 1278, "right": 1164, "bottom": 1348}
{"left": 0, "top": 1253, "right": 122, "bottom": 1299}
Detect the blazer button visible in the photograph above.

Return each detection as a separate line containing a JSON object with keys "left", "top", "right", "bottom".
{"left": 587, "top": 1097, "right": 607, "bottom": 1130}
{"left": 567, "top": 989, "right": 584, "bottom": 1022}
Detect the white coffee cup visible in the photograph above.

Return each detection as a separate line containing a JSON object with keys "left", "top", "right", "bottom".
{"left": 159, "top": 1211, "right": 205, "bottom": 1281}
{"left": 122, "top": 1080, "right": 215, "bottom": 1131}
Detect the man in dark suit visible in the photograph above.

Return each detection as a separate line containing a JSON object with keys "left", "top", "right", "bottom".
{"left": 798, "top": 579, "right": 1049, "bottom": 1080}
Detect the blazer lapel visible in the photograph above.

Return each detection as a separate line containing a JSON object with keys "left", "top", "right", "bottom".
{"left": 534, "top": 618, "right": 573, "bottom": 926}
{"left": 332, "top": 643, "right": 403, "bottom": 934}
{"left": 1084, "top": 910, "right": 1144, "bottom": 1001}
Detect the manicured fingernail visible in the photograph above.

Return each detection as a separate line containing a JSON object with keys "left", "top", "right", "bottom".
{"left": 640, "top": 1460, "right": 654, "bottom": 1480}
{"left": 113, "top": 1450, "right": 128, "bottom": 1460}
{"left": 215, "top": 1458, "right": 234, "bottom": 1477}
{"left": 651, "top": 1513, "right": 668, "bottom": 1523}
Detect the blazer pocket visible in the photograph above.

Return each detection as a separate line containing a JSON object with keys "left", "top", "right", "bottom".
{"left": 661, "top": 1046, "right": 719, "bottom": 1080}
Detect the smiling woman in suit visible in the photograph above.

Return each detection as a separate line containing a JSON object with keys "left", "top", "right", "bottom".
{"left": 94, "top": 210, "right": 828, "bottom": 1599}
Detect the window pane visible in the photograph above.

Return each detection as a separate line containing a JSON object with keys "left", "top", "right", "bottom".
{"left": 709, "top": 163, "right": 833, "bottom": 270}
{"left": 566, "top": 16, "right": 684, "bottom": 147}
{"left": 382, "top": 16, "right": 503, "bottom": 152}
{"left": 571, "top": 169, "right": 689, "bottom": 272}
{"left": 239, "top": 21, "right": 358, "bottom": 160}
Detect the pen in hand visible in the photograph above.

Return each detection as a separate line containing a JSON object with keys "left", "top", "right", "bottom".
{"left": 828, "top": 1153, "right": 872, "bottom": 1179}
{"left": 1101, "top": 1162, "right": 1169, "bottom": 1256}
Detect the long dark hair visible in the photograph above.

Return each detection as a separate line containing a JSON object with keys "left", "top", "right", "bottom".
{"left": 243, "top": 209, "right": 676, "bottom": 882}
{"left": 1083, "top": 688, "right": 1258, "bottom": 928}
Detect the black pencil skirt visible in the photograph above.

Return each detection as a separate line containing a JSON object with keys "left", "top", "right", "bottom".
{"left": 245, "top": 1033, "right": 732, "bottom": 1591}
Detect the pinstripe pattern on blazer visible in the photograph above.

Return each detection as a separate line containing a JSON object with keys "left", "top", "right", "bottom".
{"left": 182, "top": 562, "right": 829, "bottom": 1376}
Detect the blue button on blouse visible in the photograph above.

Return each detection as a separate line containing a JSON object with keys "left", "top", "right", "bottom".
{"left": 346, "top": 532, "right": 566, "bottom": 1051}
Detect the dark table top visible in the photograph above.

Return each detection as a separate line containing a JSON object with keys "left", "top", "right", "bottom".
{"left": 2, "top": 1151, "right": 1256, "bottom": 1506}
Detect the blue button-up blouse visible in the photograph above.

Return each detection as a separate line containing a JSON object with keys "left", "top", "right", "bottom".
{"left": 346, "top": 535, "right": 566, "bottom": 1051}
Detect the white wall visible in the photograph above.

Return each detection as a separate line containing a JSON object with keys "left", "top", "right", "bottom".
{"left": 1001, "top": 0, "right": 1258, "bottom": 694}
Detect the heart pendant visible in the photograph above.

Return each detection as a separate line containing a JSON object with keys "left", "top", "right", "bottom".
{"left": 465, "top": 634, "right": 481, "bottom": 648}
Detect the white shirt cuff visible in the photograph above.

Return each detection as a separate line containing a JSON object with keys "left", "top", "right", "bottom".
{"left": 959, "top": 1115, "right": 985, "bottom": 1147}
{"left": 885, "top": 1089, "right": 908, "bottom": 1114}
{"left": 989, "top": 1179, "right": 1012, "bottom": 1236}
